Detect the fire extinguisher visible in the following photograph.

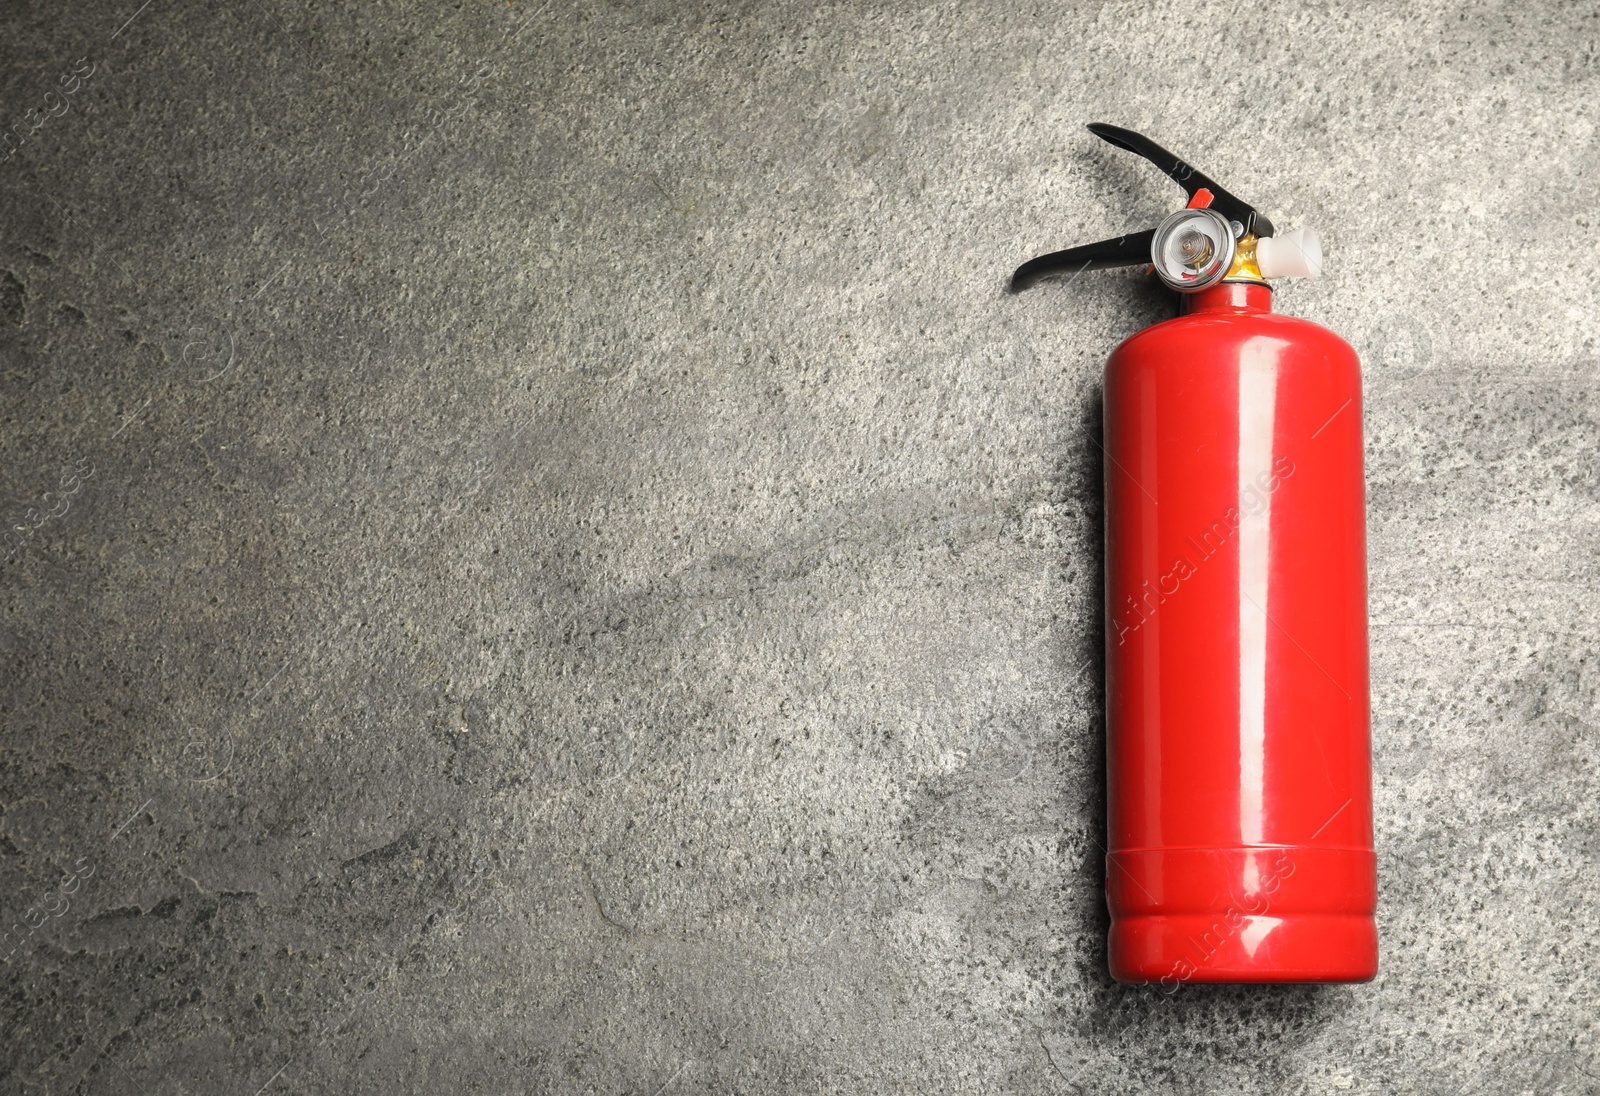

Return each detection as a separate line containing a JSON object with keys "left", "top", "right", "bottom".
{"left": 1012, "top": 124, "right": 1376, "bottom": 984}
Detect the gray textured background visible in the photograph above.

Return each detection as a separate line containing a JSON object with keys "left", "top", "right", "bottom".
{"left": 1, "top": 1, "right": 1597, "bottom": 1093}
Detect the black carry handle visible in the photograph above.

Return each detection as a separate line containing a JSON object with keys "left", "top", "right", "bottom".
{"left": 1008, "top": 229, "right": 1154, "bottom": 293}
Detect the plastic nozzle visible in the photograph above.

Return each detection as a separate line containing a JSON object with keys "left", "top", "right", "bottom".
{"left": 1255, "top": 227, "right": 1322, "bottom": 279}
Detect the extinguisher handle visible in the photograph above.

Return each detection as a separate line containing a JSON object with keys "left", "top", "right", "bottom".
{"left": 1088, "top": 123, "right": 1275, "bottom": 240}
{"left": 1009, "top": 228, "right": 1154, "bottom": 293}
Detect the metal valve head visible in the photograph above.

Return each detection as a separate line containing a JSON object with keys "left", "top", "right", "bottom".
{"left": 1010, "top": 124, "right": 1277, "bottom": 294}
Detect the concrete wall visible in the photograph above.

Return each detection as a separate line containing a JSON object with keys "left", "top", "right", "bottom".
{"left": 1, "top": 1, "right": 1596, "bottom": 1092}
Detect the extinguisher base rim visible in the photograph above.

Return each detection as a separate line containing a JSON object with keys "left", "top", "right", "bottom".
{"left": 1110, "top": 912, "right": 1378, "bottom": 986}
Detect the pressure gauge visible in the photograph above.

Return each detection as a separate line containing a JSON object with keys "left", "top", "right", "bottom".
{"left": 1150, "top": 207, "right": 1236, "bottom": 292}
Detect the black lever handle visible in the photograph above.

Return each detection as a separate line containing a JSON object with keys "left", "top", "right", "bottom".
{"left": 1087, "top": 123, "right": 1274, "bottom": 239}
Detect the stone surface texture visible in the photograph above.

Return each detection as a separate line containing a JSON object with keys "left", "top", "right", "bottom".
{"left": 1, "top": 1, "right": 1597, "bottom": 1093}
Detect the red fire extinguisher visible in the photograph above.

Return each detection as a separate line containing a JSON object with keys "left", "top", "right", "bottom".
{"left": 1013, "top": 125, "right": 1376, "bottom": 984}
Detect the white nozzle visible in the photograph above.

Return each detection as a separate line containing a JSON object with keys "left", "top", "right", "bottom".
{"left": 1255, "top": 227, "right": 1322, "bottom": 279}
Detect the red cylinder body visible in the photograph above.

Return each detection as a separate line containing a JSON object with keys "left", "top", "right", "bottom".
{"left": 1102, "top": 282, "right": 1376, "bottom": 984}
